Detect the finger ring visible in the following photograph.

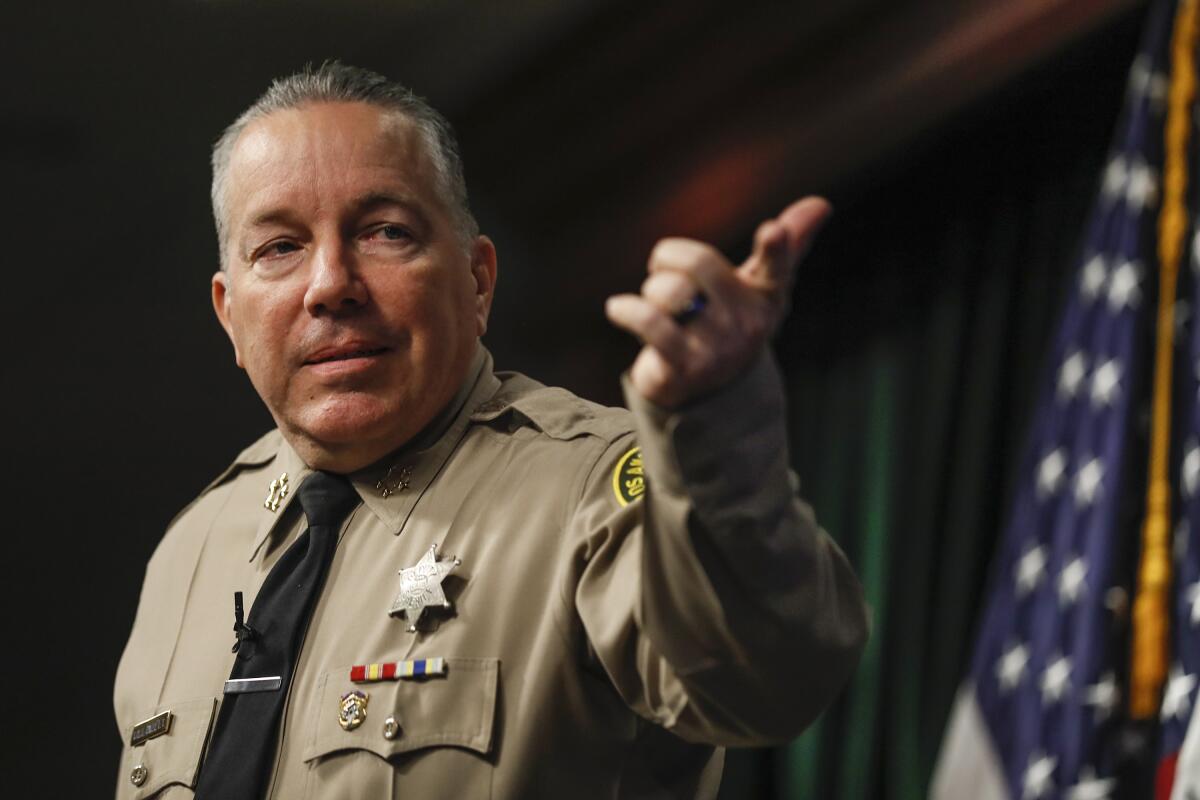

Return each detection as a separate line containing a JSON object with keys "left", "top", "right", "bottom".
{"left": 673, "top": 292, "right": 707, "bottom": 325}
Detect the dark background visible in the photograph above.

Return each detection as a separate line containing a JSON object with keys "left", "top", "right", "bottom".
{"left": 4, "top": 0, "right": 1149, "bottom": 796}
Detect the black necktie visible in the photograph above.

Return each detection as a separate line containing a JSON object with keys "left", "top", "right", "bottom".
{"left": 195, "top": 471, "right": 359, "bottom": 800}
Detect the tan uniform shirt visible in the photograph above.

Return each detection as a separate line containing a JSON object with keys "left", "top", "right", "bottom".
{"left": 114, "top": 348, "right": 868, "bottom": 799}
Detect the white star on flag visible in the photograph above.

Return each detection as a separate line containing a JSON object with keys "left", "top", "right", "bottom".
{"left": 1160, "top": 664, "right": 1197, "bottom": 721}
{"left": 1106, "top": 260, "right": 1142, "bottom": 310}
{"left": 1058, "top": 352, "right": 1089, "bottom": 400}
{"left": 1127, "top": 55, "right": 1168, "bottom": 109}
{"left": 1187, "top": 581, "right": 1200, "bottom": 627}
{"left": 1040, "top": 654, "right": 1073, "bottom": 705}
{"left": 1124, "top": 160, "right": 1159, "bottom": 211}
{"left": 1089, "top": 360, "right": 1122, "bottom": 407}
{"left": 1183, "top": 443, "right": 1200, "bottom": 498}
{"left": 1022, "top": 751, "right": 1057, "bottom": 800}
{"left": 1102, "top": 156, "right": 1127, "bottom": 201}
{"left": 997, "top": 642, "right": 1031, "bottom": 692}
{"left": 1058, "top": 556, "right": 1089, "bottom": 606}
{"left": 1074, "top": 459, "right": 1104, "bottom": 508}
{"left": 1037, "top": 449, "right": 1068, "bottom": 498}
{"left": 1080, "top": 257, "right": 1108, "bottom": 301}
{"left": 1065, "top": 767, "right": 1116, "bottom": 800}
{"left": 1083, "top": 671, "right": 1120, "bottom": 721}
{"left": 1016, "top": 545, "right": 1048, "bottom": 597}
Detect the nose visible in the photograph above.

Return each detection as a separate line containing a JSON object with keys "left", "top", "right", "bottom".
{"left": 304, "top": 242, "right": 368, "bottom": 315}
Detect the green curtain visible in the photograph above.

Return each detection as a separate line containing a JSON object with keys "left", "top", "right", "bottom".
{"left": 766, "top": 177, "right": 1091, "bottom": 799}
{"left": 711, "top": 20, "right": 1142, "bottom": 791}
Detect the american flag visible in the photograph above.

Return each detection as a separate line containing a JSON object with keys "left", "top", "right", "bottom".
{"left": 1161, "top": 211, "right": 1200, "bottom": 798}
{"left": 931, "top": 1, "right": 1179, "bottom": 797}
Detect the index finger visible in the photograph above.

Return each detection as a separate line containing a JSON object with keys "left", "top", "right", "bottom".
{"left": 739, "top": 196, "right": 832, "bottom": 288}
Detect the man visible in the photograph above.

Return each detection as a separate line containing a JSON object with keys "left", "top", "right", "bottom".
{"left": 114, "top": 62, "right": 868, "bottom": 799}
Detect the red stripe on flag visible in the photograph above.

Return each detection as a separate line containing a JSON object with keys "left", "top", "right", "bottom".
{"left": 1155, "top": 752, "right": 1178, "bottom": 800}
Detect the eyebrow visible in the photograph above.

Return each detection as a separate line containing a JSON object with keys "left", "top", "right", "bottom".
{"left": 243, "top": 207, "right": 304, "bottom": 233}
{"left": 349, "top": 191, "right": 427, "bottom": 220}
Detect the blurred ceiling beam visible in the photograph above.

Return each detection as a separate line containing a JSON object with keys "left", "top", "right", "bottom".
{"left": 460, "top": 0, "right": 1143, "bottom": 300}
{"left": 647, "top": 0, "right": 1145, "bottom": 244}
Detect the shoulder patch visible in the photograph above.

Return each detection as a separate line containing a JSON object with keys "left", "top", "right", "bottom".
{"left": 612, "top": 446, "right": 646, "bottom": 506}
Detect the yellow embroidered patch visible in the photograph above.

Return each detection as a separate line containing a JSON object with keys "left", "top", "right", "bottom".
{"left": 612, "top": 446, "right": 646, "bottom": 506}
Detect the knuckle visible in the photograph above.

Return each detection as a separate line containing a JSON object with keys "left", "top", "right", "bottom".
{"left": 648, "top": 238, "right": 685, "bottom": 267}
{"left": 649, "top": 238, "right": 722, "bottom": 274}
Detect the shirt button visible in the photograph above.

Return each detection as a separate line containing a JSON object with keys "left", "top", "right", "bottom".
{"left": 130, "top": 764, "right": 148, "bottom": 787}
{"left": 383, "top": 715, "right": 400, "bottom": 740}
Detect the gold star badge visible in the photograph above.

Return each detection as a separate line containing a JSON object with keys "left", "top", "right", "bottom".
{"left": 389, "top": 544, "right": 461, "bottom": 632}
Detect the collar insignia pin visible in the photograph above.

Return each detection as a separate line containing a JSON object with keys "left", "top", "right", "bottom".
{"left": 264, "top": 472, "right": 289, "bottom": 512}
{"left": 376, "top": 464, "right": 414, "bottom": 498}
{"left": 389, "top": 543, "right": 461, "bottom": 632}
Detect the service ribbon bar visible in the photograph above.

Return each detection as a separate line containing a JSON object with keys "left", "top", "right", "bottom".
{"left": 350, "top": 657, "right": 446, "bottom": 683}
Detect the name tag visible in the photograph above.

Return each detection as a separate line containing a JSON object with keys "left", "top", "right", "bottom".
{"left": 130, "top": 711, "right": 172, "bottom": 747}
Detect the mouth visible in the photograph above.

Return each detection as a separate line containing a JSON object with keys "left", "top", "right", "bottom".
{"left": 304, "top": 345, "right": 390, "bottom": 365}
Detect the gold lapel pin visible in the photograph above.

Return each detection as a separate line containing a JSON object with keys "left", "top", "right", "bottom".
{"left": 376, "top": 464, "right": 414, "bottom": 498}
{"left": 264, "top": 473, "right": 289, "bottom": 512}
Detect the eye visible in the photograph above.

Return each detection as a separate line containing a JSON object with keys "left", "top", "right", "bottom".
{"left": 253, "top": 240, "right": 301, "bottom": 261}
{"left": 367, "top": 224, "right": 413, "bottom": 242}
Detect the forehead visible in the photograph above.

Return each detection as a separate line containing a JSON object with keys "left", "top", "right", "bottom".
{"left": 225, "top": 101, "right": 438, "bottom": 221}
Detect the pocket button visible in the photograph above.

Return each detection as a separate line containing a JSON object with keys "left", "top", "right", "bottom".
{"left": 382, "top": 715, "right": 400, "bottom": 740}
{"left": 130, "top": 764, "right": 148, "bottom": 787}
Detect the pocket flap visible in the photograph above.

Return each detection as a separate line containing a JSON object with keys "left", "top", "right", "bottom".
{"left": 122, "top": 696, "right": 217, "bottom": 798}
{"left": 304, "top": 657, "right": 498, "bottom": 762}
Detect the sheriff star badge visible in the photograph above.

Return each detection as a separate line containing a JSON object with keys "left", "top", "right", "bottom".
{"left": 389, "top": 543, "right": 461, "bottom": 631}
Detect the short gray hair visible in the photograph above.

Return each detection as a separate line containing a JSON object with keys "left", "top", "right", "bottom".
{"left": 211, "top": 61, "right": 477, "bottom": 264}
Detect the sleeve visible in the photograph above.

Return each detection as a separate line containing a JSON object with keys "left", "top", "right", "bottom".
{"left": 570, "top": 352, "right": 870, "bottom": 747}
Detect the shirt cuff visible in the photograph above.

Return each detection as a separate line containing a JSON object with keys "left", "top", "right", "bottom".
{"left": 620, "top": 351, "right": 788, "bottom": 506}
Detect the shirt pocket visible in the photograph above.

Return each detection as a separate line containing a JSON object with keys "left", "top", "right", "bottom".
{"left": 302, "top": 657, "right": 499, "bottom": 799}
{"left": 117, "top": 696, "right": 217, "bottom": 799}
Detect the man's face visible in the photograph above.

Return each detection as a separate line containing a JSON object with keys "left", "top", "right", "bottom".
{"left": 213, "top": 101, "right": 496, "bottom": 472}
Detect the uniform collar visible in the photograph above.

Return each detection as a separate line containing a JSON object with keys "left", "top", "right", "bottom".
{"left": 247, "top": 438, "right": 313, "bottom": 560}
{"left": 247, "top": 345, "right": 503, "bottom": 559}
{"left": 352, "top": 346, "right": 499, "bottom": 533}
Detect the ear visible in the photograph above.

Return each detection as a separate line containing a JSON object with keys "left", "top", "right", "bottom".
{"left": 470, "top": 236, "right": 498, "bottom": 337}
{"left": 211, "top": 270, "right": 245, "bottom": 368}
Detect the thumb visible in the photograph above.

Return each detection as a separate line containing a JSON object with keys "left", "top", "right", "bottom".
{"left": 740, "top": 196, "right": 833, "bottom": 287}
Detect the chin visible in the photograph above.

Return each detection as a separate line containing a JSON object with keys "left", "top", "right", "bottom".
{"left": 290, "top": 394, "right": 413, "bottom": 454}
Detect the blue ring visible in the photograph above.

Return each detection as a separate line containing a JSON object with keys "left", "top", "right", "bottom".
{"left": 674, "top": 292, "right": 708, "bottom": 325}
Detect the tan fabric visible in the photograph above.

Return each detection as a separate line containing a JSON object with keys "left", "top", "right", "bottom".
{"left": 113, "top": 348, "right": 868, "bottom": 799}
